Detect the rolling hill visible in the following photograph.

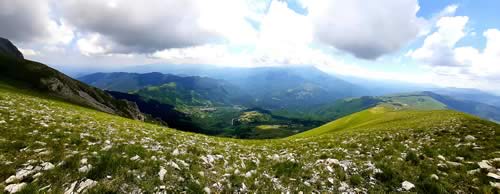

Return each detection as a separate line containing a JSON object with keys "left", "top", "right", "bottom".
{"left": 1, "top": 83, "right": 499, "bottom": 193}
{"left": 275, "top": 92, "right": 500, "bottom": 123}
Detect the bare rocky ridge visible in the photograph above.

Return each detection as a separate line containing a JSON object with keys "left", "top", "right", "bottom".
{"left": 0, "top": 37, "right": 144, "bottom": 120}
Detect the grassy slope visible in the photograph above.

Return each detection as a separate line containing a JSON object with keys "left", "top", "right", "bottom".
{"left": 1, "top": 85, "right": 499, "bottom": 193}
{"left": 291, "top": 106, "right": 460, "bottom": 138}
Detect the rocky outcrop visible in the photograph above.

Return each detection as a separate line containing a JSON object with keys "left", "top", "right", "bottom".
{"left": 0, "top": 37, "right": 23, "bottom": 59}
{"left": 0, "top": 37, "right": 144, "bottom": 120}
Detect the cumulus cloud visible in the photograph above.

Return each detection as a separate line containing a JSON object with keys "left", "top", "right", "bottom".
{"left": 410, "top": 15, "right": 500, "bottom": 93}
{"left": 409, "top": 16, "right": 469, "bottom": 67}
{"left": 60, "top": 0, "right": 258, "bottom": 55}
{"left": 0, "top": 0, "right": 74, "bottom": 45}
{"left": 76, "top": 34, "right": 114, "bottom": 56}
{"left": 302, "top": 0, "right": 425, "bottom": 59}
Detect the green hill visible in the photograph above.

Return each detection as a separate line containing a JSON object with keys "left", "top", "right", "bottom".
{"left": 275, "top": 92, "right": 500, "bottom": 123}
{"left": 1, "top": 82, "right": 499, "bottom": 193}
{"left": 291, "top": 105, "right": 459, "bottom": 138}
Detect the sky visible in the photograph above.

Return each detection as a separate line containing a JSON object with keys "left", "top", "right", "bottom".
{"left": 1, "top": 0, "right": 500, "bottom": 94}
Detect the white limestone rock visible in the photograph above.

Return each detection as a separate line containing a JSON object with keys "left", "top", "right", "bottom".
{"left": 402, "top": 181, "right": 415, "bottom": 191}
{"left": 4, "top": 183, "right": 27, "bottom": 193}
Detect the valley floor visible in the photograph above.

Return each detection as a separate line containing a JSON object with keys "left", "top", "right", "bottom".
{"left": 0, "top": 84, "right": 499, "bottom": 193}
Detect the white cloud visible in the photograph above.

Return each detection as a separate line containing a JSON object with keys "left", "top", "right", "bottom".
{"left": 45, "top": 19, "right": 75, "bottom": 45}
{"left": 0, "top": 0, "right": 74, "bottom": 45}
{"left": 303, "top": 0, "right": 425, "bottom": 59}
{"left": 258, "top": 1, "right": 313, "bottom": 48}
{"left": 76, "top": 34, "right": 112, "bottom": 56}
{"left": 60, "top": 0, "right": 260, "bottom": 55}
{"left": 410, "top": 16, "right": 469, "bottom": 66}
{"left": 18, "top": 48, "right": 40, "bottom": 56}
{"left": 410, "top": 16, "right": 500, "bottom": 94}
{"left": 198, "top": 0, "right": 261, "bottom": 45}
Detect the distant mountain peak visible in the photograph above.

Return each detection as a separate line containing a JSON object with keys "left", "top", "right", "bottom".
{"left": 0, "top": 37, "right": 24, "bottom": 59}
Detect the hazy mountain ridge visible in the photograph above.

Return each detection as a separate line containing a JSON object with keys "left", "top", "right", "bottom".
{"left": 431, "top": 88, "right": 500, "bottom": 108}
{"left": 79, "top": 66, "right": 366, "bottom": 109}
{"left": 79, "top": 72, "right": 254, "bottom": 107}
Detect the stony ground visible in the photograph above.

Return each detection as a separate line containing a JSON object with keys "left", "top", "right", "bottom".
{"left": 0, "top": 86, "right": 499, "bottom": 193}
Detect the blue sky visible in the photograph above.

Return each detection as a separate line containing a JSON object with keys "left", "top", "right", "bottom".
{"left": 1, "top": 0, "right": 499, "bottom": 94}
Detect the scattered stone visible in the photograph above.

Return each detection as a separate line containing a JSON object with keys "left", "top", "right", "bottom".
{"left": 203, "top": 187, "right": 211, "bottom": 193}
{"left": 490, "top": 182, "right": 500, "bottom": 189}
{"left": 326, "top": 166, "right": 334, "bottom": 173}
{"left": 15, "top": 168, "right": 35, "bottom": 181}
{"left": 468, "top": 169, "right": 480, "bottom": 175}
{"left": 402, "top": 181, "right": 415, "bottom": 191}
{"left": 64, "top": 181, "right": 78, "bottom": 194}
{"left": 80, "top": 158, "right": 88, "bottom": 165}
{"left": 78, "top": 165, "right": 92, "bottom": 173}
{"left": 430, "top": 174, "right": 439, "bottom": 180}
{"left": 446, "top": 161, "right": 462, "bottom": 167}
{"left": 76, "top": 179, "right": 97, "bottom": 193}
{"left": 172, "top": 149, "right": 179, "bottom": 156}
{"left": 130, "top": 155, "right": 141, "bottom": 161}
{"left": 465, "top": 135, "right": 476, "bottom": 141}
{"left": 158, "top": 167, "right": 167, "bottom": 181}
{"left": 4, "top": 183, "right": 27, "bottom": 193}
{"left": 168, "top": 161, "right": 180, "bottom": 170}
{"left": 38, "top": 184, "right": 51, "bottom": 191}
{"left": 41, "top": 162, "right": 55, "bottom": 170}
{"left": 40, "top": 122, "right": 49, "bottom": 127}
{"left": 101, "top": 145, "right": 112, "bottom": 151}
{"left": 33, "top": 172, "right": 43, "bottom": 178}
{"left": 326, "top": 158, "right": 340, "bottom": 165}
{"left": 437, "top": 155, "right": 446, "bottom": 161}
{"left": 487, "top": 173, "right": 500, "bottom": 180}
{"left": 5, "top": 175, "right": 18, "bottom": 184}
{"left": 478, "top": 160, "right": 494, "bottom": 170}
{"left": 338, "top": 181, "right": 349, "bottom": 191}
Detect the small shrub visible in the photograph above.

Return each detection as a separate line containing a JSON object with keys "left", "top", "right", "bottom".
{"left": 349, "top": 174, "right": 363, "bottom": 186}
{"left": 273, "top": 161, "right": 302, "bottom": 177}
{"left": 87, "top": 152, "right": 125, "bottom": 179}
{"left": 405, "top": 151, "right": 419, "bottom": 165}
{"left": 416, "top": 179, "right": 447, "bottom": 194}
